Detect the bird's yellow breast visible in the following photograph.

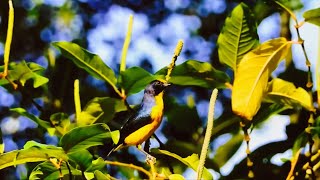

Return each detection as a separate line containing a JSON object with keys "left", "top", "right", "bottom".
{"left": 124, "top": 92, "right": 164, "bottom": 146}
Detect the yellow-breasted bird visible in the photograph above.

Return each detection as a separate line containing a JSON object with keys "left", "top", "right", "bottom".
{"left": 107, "top": 80, "right": 170, "bottom": 159}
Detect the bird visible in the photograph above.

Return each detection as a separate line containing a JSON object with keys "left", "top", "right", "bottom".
{"left": 107, "top": 80, "right": 171, "bottom": 160}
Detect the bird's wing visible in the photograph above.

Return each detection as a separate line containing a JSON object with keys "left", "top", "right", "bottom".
{"left": 107, "top": 111, "right": 151, "bottom": 156}
{"left": 118, "top": 111, "right": 152, "bottom": 143}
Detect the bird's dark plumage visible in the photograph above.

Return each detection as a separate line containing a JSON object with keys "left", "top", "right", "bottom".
{"left": 107, "top": 80, "right": 170, "bottom": 156}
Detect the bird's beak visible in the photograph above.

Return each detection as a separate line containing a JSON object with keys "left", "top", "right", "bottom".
{"left": 164, "top": 82, "right": 171, "bottom": 87}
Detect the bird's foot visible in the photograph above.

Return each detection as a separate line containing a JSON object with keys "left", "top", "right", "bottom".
{"left": 146, "top": 154, "right": 156, "bottom": 164}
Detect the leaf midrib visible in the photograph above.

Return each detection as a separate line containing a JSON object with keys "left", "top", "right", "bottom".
{"left": 267, "top": 92, "right": 310, "bottom": 109}
{"left": 244, "top": 41, "right": 290, "bottom": 110}
{"left": 60, "top": 45, "right": 115, "bottom": 86}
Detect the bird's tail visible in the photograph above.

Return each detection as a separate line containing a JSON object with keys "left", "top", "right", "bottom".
{"left": 106, "top": 145, "right": 116, "bottom": 157}
{"left": 106, "top": 143, "right": 123, "bottom": 157}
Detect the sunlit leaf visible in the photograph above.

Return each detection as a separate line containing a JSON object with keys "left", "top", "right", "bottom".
{"left": 156, "top": 60, "right": 230, "bottom": 89}
{"left": 29, "top": 160, "right": 82, "bottom": 180}
{"left": 213, "top": 133, "right": 243, "bottom": 167}
{"left": 50, "top": 113, "right": 71, "bottom": 136}
{"left": 120, "top": 67, "right": 156, "bottom": 96}
{"left": 303, "top": 7, "right": 320, "bottom": 26}
{"left": 0, "top": 141, "right": 68, "bottom": 170}
{"left": 84, "top": 172, "right": 95, "bottom": 180}
{"left": 78, "top": 97, "right": 127, "bottom": 125}
{"left": 264, "top": 78, "right": 314, "bottom": 111}
{"left": 162, "top": 140, "right": 220, "bottom": 173}
{"left": 59, "top": 123, "right": 119, "bottom": 153}
{"left": 53, "top": 42, "right": 117, "bottom": 86}
{"left": 217, "top": 2, "right": 259, "bottom": 71}
{"left": 169, "top": 174, "right": 185, "bottom": 180}
{"left": 94, "top": 170, "right": 111, "bottom": 180}
{"left": 232, "top": 38, "right": 292, "bottom": 120}
{"left": 4, "top": 61, "right": 48, "bottom": 88}
{"left": 86, "top": 158, "right": 106, "bottom": 172}
{"left": 153, "top": 149, "right": 213, "bottom": 180}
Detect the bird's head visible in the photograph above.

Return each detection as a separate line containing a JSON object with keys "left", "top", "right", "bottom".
{"left": 144, "top": 80, "right": 171, "bottom": 96}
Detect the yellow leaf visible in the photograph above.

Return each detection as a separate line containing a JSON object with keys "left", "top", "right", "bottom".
{"left": 265, "top": 78, "right": 314, "bottom": 111}
{"left": 232, "top": 38, "right": 292, "bottom": 120}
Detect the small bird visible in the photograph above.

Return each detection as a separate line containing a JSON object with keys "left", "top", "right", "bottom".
{"left": 107, "top": 80, "right": 170, "bottom": 159}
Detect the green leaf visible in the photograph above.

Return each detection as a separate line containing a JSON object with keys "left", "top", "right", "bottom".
{"left": 94, "top": 170, "right": 111, "bottom": 180}
{"left": 5, "top": 61, "right": 48, "bottom": 88}
{"left": 153, "top": 149, "right": 213, "bottom": 180}
{"left": 120, "top": 67, "right": 156, "bottom": 96}
{"left": 50, "top": 113, "right": 71, "bottom": 136}
{"left": 264, "top": 78, "right": 314, "bottom": 111}
{"left": 59, "top": 123, "right": 119, "bottom": 153}
{"left": 303, "top": 8, "right": 320, "bottom": 26}
{"left": 86, "top": 158, "right": 106, "bottom": 172}
{"left": 68, "top": 150, "right": 93, "bottom": 171}
{"left": 292, "top": 132, "right": 308, "bottom": 155}
{"left": 156, "top": 60, "right": 230, "bottom": 89}
{"left": 169, "top": 174, "right": 185, "bottom": 180}
{"left": 217, "top": 2, "right": 259, "bottom": 71}
{"left": 10, "top": 108, "right": 55, "bottom": 134}
{"left": 78, "top": 97, "right": 127, "bottom": 125}
{"left": 213, "top": 133, "right": 243, "bottom": 167}
{"left": 29, "top": 160, "right": 82, "bottom": 180}
{"left": 232, "top": 38, "right": 292, "bottom": 120}
{"left": 0, "top": 141, "right": 68, "bottom": 170}
{"left": 52, "top": 41, "right": 117, "bottom": 86}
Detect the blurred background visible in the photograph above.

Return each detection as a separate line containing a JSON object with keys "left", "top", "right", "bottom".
{"left": 0, "top": 0, "right": 319, "bottom": 179}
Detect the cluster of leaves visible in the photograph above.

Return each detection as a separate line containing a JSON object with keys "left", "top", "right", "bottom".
{"left": 0, "top": 1, "right": 320, "bottom": 179}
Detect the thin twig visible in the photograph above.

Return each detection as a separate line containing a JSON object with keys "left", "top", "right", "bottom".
{"left": 65, "top": 161, "right": 72, "bottom": 180}
{"left": 105, "top": 160, "right": 152, "bottom": 179}
{"left": 241, "top": 121, "right": 254, "bottom": 179}
{"left": 276, "top": 1, "right": 317, "bottom": 178}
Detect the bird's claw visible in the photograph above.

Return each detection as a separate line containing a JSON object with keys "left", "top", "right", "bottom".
{"left": 146, "top": 154, "right": 156, "bottom": 164}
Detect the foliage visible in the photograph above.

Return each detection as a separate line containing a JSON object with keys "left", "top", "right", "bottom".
{"left": 0, "top": 0, "right": 320, "bottom": 179}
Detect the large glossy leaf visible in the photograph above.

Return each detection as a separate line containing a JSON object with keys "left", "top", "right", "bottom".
{"left": 303, "top": 8, "right": 320, "bottom": 26}
{"left": 213, "top": 133, "right": 243, "bottom": 168}
{"left": 0, "top": 141, "right": 68, "bottom": 170}
{"left": 1, "top": 61, "right": 48, "bottom": 88}
{"left": 68, "top": 150, "right": 93, "bottom": 171}
{"left": 217, "top": 2, "right": 259, "bottom": 71}
{"left": 53, "top": 42, "right": 117, "bottom": 86}
{"left": 156, "top": 60, "right": 230, "bottom": 89}
{"left": 29, "top": 160, "right": 82, "bottom": 180}
{"left": 163, "top": 140, "right": 220, "bottom": 173}
{"left": 77, "top": 97, "right": 127, "bottom": 125}
{"left": 120, "top": 67, "right": 156, "bottom": 96}
{"left": 264, "top": 78, "right": 314, "bottom": 111}
{"left": 59, "top": 123, "right": 119, "bottom": 153}
{"left": 10, "top": 108, "right": 55, "bottom": 135}
{"left": 153, "top": 149, "right": 213, "bottom": 180}
{"left": 232, "top": 38, "right": 292, "bottom": 120}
